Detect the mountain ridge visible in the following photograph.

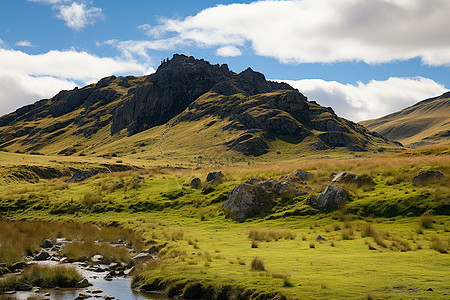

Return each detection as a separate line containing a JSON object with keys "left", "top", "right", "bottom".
{"left": 360, "top": 92, "right": 450, "bottom": 148}
{"left": 0, "top": 54, "right": 401, "bottom": 159}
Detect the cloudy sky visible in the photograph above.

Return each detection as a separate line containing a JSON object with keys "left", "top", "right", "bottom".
{"left": 1, "top": 0, "right": 449, "bottom": 121}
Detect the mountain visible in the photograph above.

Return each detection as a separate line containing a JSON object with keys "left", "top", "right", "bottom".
{"left": 0, "top": 54, "right": 400, "bottom": 160}
{"left": 360, "top": 92, "right": 450, "bottom": 148}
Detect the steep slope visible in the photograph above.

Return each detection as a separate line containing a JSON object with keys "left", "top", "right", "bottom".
{"left": 0, "top": 54, "right": 400, "bottom": 160}
{"left": 360, "top": 92, "right": 450, "bottom": 148}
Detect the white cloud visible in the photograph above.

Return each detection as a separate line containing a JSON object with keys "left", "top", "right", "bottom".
{"left": 0, "top": 47, "right": 152, "bottom": 116}
{"left": 281, "top": 77, "right": 447, "bottom": 122}
{"left": 57, "top": 2, "right": 103, "bottom": 30}
{"left": 216, "top": 46, "right": 241, "bottom": 57}
{"left": 15, "top": 40, "right": 34, "bottom": 47}
{"left": 27, "top": 0, "right": 103, "bottom": 30}
{"left": 130, "top": 0, "right": 450, "bottom": 65}
{"left": 0, "top": 70, "right": 76, "bottom": 117}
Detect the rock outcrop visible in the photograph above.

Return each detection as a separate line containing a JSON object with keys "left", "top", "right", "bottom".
{"left": 412, "top": 170, "right": 445, "bottom": 184}
{"left": 309, "top": 185, "right": 347, "bottom": 210}
{"left": 223, "top": 179, "right": 304, "bottom": 219}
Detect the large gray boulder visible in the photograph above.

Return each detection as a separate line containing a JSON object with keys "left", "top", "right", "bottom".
{"left": 412, "top": 170, "right": 445, "bottom": 184}
{"left": 312, "top": 185, "right": 347, "bottom": 210}
{"left": 223, "top": 179, "right": 303, "bottom": 219}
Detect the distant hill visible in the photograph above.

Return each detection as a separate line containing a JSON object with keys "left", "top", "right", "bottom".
{"left": 360, "top": 92, "right": 450, "bottom": 148}
{"left": 0, "top": 54, "right": 400, "bottom": 160}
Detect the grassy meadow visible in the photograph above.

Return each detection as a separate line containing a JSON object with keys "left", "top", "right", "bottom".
{"left": 0, "top": 145, "right": 448, "bottom": 299}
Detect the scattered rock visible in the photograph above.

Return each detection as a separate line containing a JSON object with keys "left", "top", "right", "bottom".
{"left": 100, "top": 257, "right": 112, "bottom": 265}
{"left": 412, "top": 170, "right": 445, "bottom": 184}
{"left": 224, "top": 179, "right": 304, "bottom": 219}
{"left": 75, "top": 278, "right": 91, "bottom": 288}
{"left": 89, "top": 288, "right": 103, "bottom": 294}
{"left": 190, "top": 178, "right": 202, "bottom": 189}
{"left": 294, "top": 170, "right": 311, "bottom": 181}
{"left": 244, "top": 178, "right": 261, "bottom": 185}
{"left": 35, "top": 250, "right": 51, "bottom": 261}
{"left": 75, "top": 292, "right": 90, "bottom": 299}
{"left": 91, "top": 254, "right": 104, "bottom": 263}
{"left": 206, "top": 171, "right": 223, "bottom": 185}
{"left": 66, "top": 169, "right": 98, "bottom": 183}
{"left": 316, "top": 235, "right": 327, "bottom": 241}
{"left": 41, "top": 238, "right": 54, "bottom": 248}
{"left": 124, "top": 266, "right": 135, "bottom": 276}
{"left": 310, "top": 185, "right": 347, "bottom": 210}
{"left": 332, "top": 172, "right": 374, "bottom": 186}
{"left": 103, "top": 295, "right": 115, "bottom": 299}
{"left": 133, "top": 178, "right": 142, "bottom": 184}
{"left": 116, "top": 182, "right": 125, "bottom": 188}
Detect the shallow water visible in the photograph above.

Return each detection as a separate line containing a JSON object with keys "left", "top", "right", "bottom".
{"left": 7, "top": 260, "right": 168, "bottom": 300}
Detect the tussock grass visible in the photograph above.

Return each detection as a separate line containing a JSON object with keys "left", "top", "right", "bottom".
{"left": 0, "top": 220, "right": 143, "bottom": 266}
{"left": 430, "top": 236, "right": 448, "bottom": 253}
{"left": 251, "top": 257, "right": 265, "bottom": 271}
{"left": 61, "top": 241, "right": 131, "bottom": 263}
{"left": 420, "top": 212, "right": 435, "bottom": 229}
{"left": 0, "top": 265, "right": 83, "bottom": 291}
{"left": 248, "top": 228, "right": 296, "bottom": 242}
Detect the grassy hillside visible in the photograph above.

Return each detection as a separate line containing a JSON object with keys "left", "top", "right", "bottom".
{"left": 360, "top": 92, "right": 450, "bottom": 148}
{"left": 0, "top": 145, "right": 448, "bottom": 299}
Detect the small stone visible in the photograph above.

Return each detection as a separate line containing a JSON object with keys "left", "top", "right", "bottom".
{"left": 103, "top": 295, "right": 115, "bottom": 300}
{"left": 42, "top": 238, "right": 54, "bottom": 248}
{"left": 90, "top": 288, "right": 103, "bottom": 294}
{"left": 91, "top": 254, "right": 104, "bottom": 263}
{"left": 32, "top": 286, "right": 40, "bottom": 293}
{"left": 294, "top": 170, "right": 311, "bottom": 180}
{"left": 75, "top": 278, "right": 91, "bottom": 288}
{"left": 100, "top": 257, "right": 112, "bottom": 265}
{"left": 35, "top": 249, "right": 51, "bottom": 261}
{"left": 316, "top": 235, "right": 327, "bottom": 241}
{"left": 116, "top": 182, "right": 124, "bottom": 188}
{"left": 426, "top": 288, "right": 434, "bottom": 292}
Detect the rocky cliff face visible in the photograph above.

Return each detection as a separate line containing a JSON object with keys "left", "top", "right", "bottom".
{"left": 110, "top": 54, "right": 293, "bottom": 135}
{"left": 0, "top": 54, "right": 400, "bottom": 156}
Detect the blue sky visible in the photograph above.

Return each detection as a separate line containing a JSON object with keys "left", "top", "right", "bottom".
{"left": 1, "top": 0, "right": 449, "bottom": 121}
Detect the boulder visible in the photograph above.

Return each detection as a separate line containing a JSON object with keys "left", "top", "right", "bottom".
{"left": 206, "top": 171, "right": 223, "bottom": 185}
{"left": 190, "top": 178, "right": 202, "bottom": 189}
{"left": 412, "top": 170, "right": 445, "bottom": 184}
{"left": 294, "top": 170, "right": 311, "bottom": 181}
{"left": 311, "top": 185, "right": 347, "bottom": 210}
{"left": 35, "top": 250, "right": 51, "bottom": 261}
{"left": 41, "top": 238, "right": 54, "bottom": 249}
{"left": 224, "top": 179, "right": 304, "bottom": 219}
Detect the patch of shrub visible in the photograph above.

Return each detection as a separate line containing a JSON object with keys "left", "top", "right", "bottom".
{"left": 420, "top": 211, "right": 434, "bottom": 229}
{"left": 251, "top": 257, "right": 265, "bottom": 271}
{"left": 430, "top": 236, "right": 448, "bottom": 253}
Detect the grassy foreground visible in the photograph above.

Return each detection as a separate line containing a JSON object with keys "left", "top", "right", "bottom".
{"left": 0, "top": 146, "right": 449, "bottom": 299}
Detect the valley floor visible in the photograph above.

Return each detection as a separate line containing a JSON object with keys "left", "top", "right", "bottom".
{"left": 0, "top": 146, "right": 449, "bottom": 299}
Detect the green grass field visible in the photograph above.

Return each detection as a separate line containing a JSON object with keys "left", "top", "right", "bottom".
{"left": 0, "top": 146, "right": 448, "bottom": 299}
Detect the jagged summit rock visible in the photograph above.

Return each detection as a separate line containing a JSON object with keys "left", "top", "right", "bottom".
{"left": 0, "top": 54, "right": 401, "bottom": 157}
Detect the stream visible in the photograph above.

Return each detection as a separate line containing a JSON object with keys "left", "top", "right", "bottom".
{"left": 6, "top": 261, "right": 168, "bottom": 300}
